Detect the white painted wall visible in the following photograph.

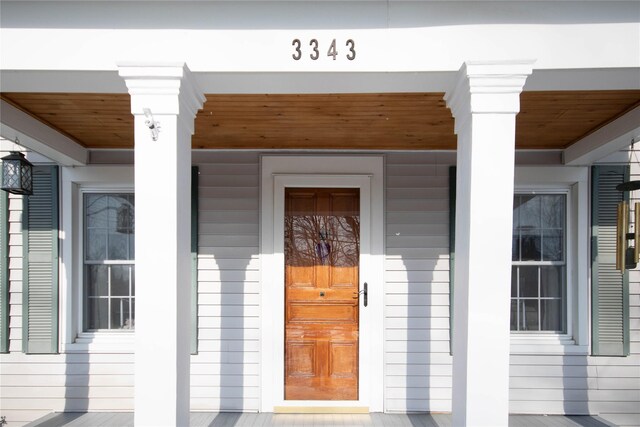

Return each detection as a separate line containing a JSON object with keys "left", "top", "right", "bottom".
{"left": 384, "top": 152, "right": 455, "bottom": 413}
{"left": 383, "top": 151, "right": 640, "bottom": 427}
{"left": 1, "top": 1, "right": 638, "bottom": 72}
{"left": 191, "top": 152, "right": 261, "bottom": 412}
{"left": 1, "top": 150, "right": 639, "bottom": 426}
{"left": 1, "top": 1, "right": 639, "bottom": 95}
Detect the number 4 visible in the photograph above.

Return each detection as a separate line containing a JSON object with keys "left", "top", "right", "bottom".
{"left": 327, "top": 39, "right": 338, "bottom": 60}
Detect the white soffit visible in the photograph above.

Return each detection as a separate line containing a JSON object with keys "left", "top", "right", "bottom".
{"left": 563, "top": 106, "right": 640, "bottom": 166}
{"left": 0, "top": 100, "right": 88, "bottom": 166}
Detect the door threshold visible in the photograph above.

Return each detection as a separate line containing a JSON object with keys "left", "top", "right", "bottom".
{"left": 274, "top": 406, "right": 369, "bottom": 414}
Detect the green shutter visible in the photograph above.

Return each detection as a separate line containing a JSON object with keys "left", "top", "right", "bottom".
{"left": 22, "top": 165, "right": 59, "bottom": 354}
{"left": 191, "top": 166, "right": 199, "bottom": 355}
{"left": 0, "top": 191, "right": 8, "bottom": 353}
{"left": 449, "top": 166, "right": 456, "bottom": 355}
{"left": 591, "top": 165, "right": 630, "bottom": 356}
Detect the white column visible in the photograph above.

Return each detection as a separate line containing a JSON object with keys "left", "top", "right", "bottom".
{"left": 118, "top": 63, "right": 205, "bottom": 427}
{"left": 444, "top": 61, "right": 534, "bottom": 427}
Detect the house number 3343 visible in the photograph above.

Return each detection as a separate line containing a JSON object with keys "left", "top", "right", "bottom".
{"left": 292, "top": 39, "right": 356, "bottom": 61}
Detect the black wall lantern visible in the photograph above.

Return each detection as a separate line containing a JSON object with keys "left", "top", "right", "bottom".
{"left": 1, "top": 151, "right": 33, "bottom": 195}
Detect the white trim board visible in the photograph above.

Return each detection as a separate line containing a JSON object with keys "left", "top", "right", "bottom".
{"left": 260, "top": 155, "right": 385, "bottom": 412}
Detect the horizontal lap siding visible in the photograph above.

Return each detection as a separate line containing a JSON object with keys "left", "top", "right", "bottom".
{"left": 1, "top": 153, "right": 261, "bottom": 426}
{"left": 385, "top": 151, "right": 639, "bottom": 425}
{"left": 591, "top": 151, "right": 639, "bottom": 427}
{"left": 191, "top": 152, "right": 260, "bottom": 411}
{"left": 384, "top": 153, "right": 454, "bottom": 413}
{"left": 509, "top": 148, "right": 640, "bottom": 427}
{"left": 1, "top": 179, "right": 135, "bottom": 427}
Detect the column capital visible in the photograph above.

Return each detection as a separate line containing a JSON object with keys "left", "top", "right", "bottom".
{"left": 445, "top": 60, "right": 535, "bottom": 133}
{"left": 118, "top": 62, "right": 205, "bottom": 132}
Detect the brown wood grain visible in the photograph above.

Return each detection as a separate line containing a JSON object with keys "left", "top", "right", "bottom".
{"left": 2, "top": 90, "right": 638, "bottom": 151}
{"left": 285, "top": 188, "right": 360, "bottom": 401}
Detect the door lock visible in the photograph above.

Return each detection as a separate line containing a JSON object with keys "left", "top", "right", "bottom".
{"left": 352, "top": 282, "right": 368, "bottom": 307}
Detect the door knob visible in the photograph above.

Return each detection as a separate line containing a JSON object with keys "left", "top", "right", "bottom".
{"left": 353, "top": 282, "right": 368, "bottom": 307}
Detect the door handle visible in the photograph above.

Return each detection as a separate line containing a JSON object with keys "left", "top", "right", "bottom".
{"left": 352, "top": 282, "right": 368, "bottom": 307}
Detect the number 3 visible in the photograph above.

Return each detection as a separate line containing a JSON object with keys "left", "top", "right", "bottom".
{"left": 310, "top": 39, "right": 319, "bottom": 60}
{"left": 292, "top": 39, "right": 302, "bottom": 60}
{"left": 346, "top": 39, "right": 356, "bottom": 61}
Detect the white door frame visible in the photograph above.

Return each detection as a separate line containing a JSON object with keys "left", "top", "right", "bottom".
{"left": 260, "top": 155, "right": 384, "bottom": 412}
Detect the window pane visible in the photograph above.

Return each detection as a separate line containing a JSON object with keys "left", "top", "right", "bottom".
{"left": 541, "top": 195, "right": 564, "bottom": 229}
{"left": 512, "top": 196, "right": 521, "bottom": 260}
{"left": 521, "top": 300, "right": 539, "bottom": 331}
{"left": 519, "top": 195, "right": 541, "bottom": 229}
{"left": 86, "top": 229, "right": 107, "bottom": 261}
{"left": 131, "top": 265, "right": 136, "bottom": 295}
{"left": 111, "top": 297, "right": 133, "bottom": 329}
{"left": 542, "top": 229, "right": 564, "bottom": 261}
{"left": 519, "top": 266, "right": 539, "bottom": 298}
{"left": 540, "top": 266, "right": 563, "bottom": 297}
{"left": 111, "top": 265, "right": 130, "bottom": 296}
{"left": 510, "top": 300, "right": 518, "bottom": 330}
{"left": 520, "top": 229, "right": 541, "bottom": 261}
{"left": 511, "top": 266, "right": 517, "bottom": 296}
{"left": 512, "top": 195, "right": 521, "bottom": 229}
{"left": 129, "top": 234, "right": 135, "bottom": 260}
{"left": 85, "top": 194, "right": 109, "bottom": 228}
{"left": 512, "top": 193, "right": 566, "bottom": 335}
{"left": 108, "top": 231, "right": 129, "bottom": 260}
{"left": 86, "top": 265, "right": 108, "bottom": 297}
{"left": 541, "top": 299, "right": 563, "bottom": 331}
{"left": 84, "top": 192, "right": 135, "bottom": 332}
{"left": 512, "top": 235, "right": 520, "bottom": 261}
{"left": 87, "top": 298, "right": 108, "bottom": 330}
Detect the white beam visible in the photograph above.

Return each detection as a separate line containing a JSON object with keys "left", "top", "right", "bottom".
{"left": 564, "top": 106, "right": 640, "bottom": 165}
{"left": 0, "top": 100, "right": 88, "bottom": 166}
{"left": 445, "top": 60, "right": 533, "bottom": 427}
{"left": 119, "top": 62, "right": 204, "bottom": 427}
{"left": 2, "top": 68, "right": 640, "bottom": 95}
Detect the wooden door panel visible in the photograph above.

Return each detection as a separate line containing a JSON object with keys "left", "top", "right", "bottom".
{"left": 285, "top": 188, "right": 360, "bottom": 401}
{"left": 329, "top": 341, "right": 358, "bottom": 378}
{"left": 331, "top": 267, "right": 358, "bottom": 288}
{"left": 287, "top": 302, "right": 357, "bottom": 323}
{"left": 286, "top": 341, "right": 316, "bottom": 377}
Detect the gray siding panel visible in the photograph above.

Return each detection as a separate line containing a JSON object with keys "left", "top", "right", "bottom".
{"left": 385, "top": 151, "right": 640, "bottom": 426}
{"left": 1, "top": 150, "right": 639, "bottom": 425}
{"left": 384, "top": 152, "right": 453, "bottom": 413}
{"left": 509, "top": 151, "right": 640, "bottom": 427}
{"left": 192, "top": 152, "right": 260, "bottom": 411}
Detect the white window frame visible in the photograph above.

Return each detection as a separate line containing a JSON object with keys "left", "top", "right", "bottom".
{"left": 82, "top": 191, "right": 135, "bottom": 332}
{"left": 59, "top": 165, "right": 135, "bottom": 353}
{"left": 511, "top": 166, "right": 589, "bottom": 355}
{"left": 511, "top": 190, "right": 569, "bottom": 334}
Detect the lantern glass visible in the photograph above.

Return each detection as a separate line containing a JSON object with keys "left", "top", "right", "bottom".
{"left": 1, "top": 152, "right": 33, "bottom": 195}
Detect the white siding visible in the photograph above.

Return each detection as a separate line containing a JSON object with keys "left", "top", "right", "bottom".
{"left": 191, "top": 152, "right": 260, "bottom": 412}
{"left": 0, "top": 169, "right": 135, "bottom": 427}
{"left": 2, "top": 150, "right": 639, "bottom": 426}
{"left": 0, "top": 152, "right": 261, "bottom": 426}
{"left": 508, "top": 149, "right": 640, "bottom": 427}
{"left": 384, "top": 152, "right": 455, "bottom": 413}
{"left": 384, "top": 151, "right": 640, "bottom": 427}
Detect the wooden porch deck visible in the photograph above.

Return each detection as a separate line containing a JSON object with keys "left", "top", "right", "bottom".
{"left": 25, "top": 412, "right": 617, "bottom": 427}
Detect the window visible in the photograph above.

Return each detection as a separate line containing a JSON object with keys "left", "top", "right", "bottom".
{"left": 511, "top": 193, "right": 566, "bottom": 333}
{"left": 84, "top": 193, "right": 135, "bottom": 331}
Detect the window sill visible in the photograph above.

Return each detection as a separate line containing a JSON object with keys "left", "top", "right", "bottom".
{"left": 64, "top": 331, "right": 135, "bottom": 353}
{"left": 510, "top": 335, "right": 588, "bottom": 355}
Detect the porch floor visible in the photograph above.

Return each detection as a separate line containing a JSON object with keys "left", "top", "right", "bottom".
{"left": 25, "top": 412, "right": 617, "bottom": 427}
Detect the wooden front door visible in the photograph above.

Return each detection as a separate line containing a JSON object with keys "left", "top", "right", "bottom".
{"left": 284, "top": 188, "right": 360, "bottom": 401}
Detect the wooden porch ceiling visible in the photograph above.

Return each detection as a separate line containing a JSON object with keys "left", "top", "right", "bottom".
{"left": 2, "top": 91, "right": 639, "bottom": 151}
